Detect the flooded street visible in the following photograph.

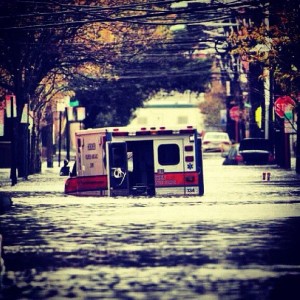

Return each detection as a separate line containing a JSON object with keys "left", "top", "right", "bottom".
{"left": 1, "top": 154, "right": 300, "bottom": 299}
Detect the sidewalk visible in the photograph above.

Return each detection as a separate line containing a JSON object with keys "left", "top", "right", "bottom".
{"left": 0, "top": 160, "right": 63, "bottom": 189}
{"left": 0, "top": 149, "right": 78, "bottom": 187}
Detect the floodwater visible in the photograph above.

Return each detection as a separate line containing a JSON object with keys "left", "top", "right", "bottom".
{"left": 1, "top": 154, "right": 300, "bottom": 299}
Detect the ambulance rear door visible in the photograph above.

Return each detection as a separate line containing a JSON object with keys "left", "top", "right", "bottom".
{"left": 153, "top": 138, "right": 185, "bottom": 195}
{"left": 107, "top": 142, "right": 129, "bottom": 196}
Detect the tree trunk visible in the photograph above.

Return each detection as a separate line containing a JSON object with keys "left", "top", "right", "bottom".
{"left": 29, "top": 122, "right": 42, "bottom": 174}
{"left": 10, "top": 117, "right": 18, "bottom": 186}
{"left": 45, "top": 107, "right": 54, "bottom": 168}
{"left": 296, "top": 103, "right": 300, "bottom": 173}
{"left": 18, "top": 123, "right": 30, "bottom": 178}
{"left": 46, "top": 123, "right": 53, "bottom": 168}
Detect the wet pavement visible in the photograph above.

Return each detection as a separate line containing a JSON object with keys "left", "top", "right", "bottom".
{"left": 1, "top": 155, "right": 300, "bottom": 299}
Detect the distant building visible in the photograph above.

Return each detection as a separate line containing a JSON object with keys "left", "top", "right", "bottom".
{"left": 129, "top": 91, "right": 205, "bottom": 133}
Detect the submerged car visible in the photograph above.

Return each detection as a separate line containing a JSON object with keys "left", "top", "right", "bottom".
{"left": 202, "top": 131, "right": 231, "bottom": 152}
{"left": 223, "top": 143, "right": 243, "bottom": 165}
{"left": 239, "top": 138, "right": 274, "bottom": 164}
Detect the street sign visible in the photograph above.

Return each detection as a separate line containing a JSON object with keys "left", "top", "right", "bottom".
{"left": 274, "top": 96, "right": 295, "bottom": 118}
{"left": 255, "top": 106, "right": 262, "bottom": 128}
{"left": 70, "top": 98, "right": 79, "bottom": 107}
{"left": 229, "top": 106, "right": 240, "bottom": 121}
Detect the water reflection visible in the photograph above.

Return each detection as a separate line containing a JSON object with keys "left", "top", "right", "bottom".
{"left": 1, "top": 198, "right": 300, "bottom": 299}
{"left": 1, "top": 156, "right": 300, "bottom": 299}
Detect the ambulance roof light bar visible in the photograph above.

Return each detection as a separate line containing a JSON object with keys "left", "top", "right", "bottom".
{"left": 111, "top": 125, "right": 195, "bottom": 136}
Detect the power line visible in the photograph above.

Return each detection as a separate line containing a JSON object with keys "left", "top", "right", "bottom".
{"left": 0, "top": 0, "right": 267, "bottom": 30}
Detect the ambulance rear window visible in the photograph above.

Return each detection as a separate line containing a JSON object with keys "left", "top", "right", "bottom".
{"left": 158, "top": 144, "right": 180, "bottom": 165}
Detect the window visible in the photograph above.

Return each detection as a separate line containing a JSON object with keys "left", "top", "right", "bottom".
{"left": 111, "top": 144, "right": 127, "bottom": 168}
{"left": 127, "top": 151, "right": 133, "bottom": 172}
{"left": 158, "top": 144, "right": 180, "bottom": 165}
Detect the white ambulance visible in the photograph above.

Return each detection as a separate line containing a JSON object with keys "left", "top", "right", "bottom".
{"left": 65, "top": 125, "right": 204, "bottom": 197}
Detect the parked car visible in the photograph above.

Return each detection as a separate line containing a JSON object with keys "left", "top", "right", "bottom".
{"left": 222, "top": 143, "right": 243, "bottom": 165}
{"left": 239, "top": 138, "right": 274, "bottom": 164}
{"left": 202, "top": 131, "right": 231, "bottom": 152}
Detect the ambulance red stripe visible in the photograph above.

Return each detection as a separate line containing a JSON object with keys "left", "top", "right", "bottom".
{"left": 65, "top": 175, "right": 107, "bottom": 194}
{"left": 154, "top": 171, "right": 199, "bottom": 187}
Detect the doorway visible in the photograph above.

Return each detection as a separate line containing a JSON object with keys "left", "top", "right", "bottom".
{"left": 127, "top": 140, "right": 155, "bottom": 196}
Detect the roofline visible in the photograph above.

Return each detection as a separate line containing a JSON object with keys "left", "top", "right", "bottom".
{"left": 144, "top": 104, "right": 198, "bottom": 108}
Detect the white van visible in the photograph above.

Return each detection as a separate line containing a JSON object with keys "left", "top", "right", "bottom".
{"left": 65, "top": 125, "right": 204, "bottom": 197}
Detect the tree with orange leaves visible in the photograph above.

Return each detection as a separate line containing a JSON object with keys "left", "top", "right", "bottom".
{"left": 227, "top": 0, "right": 300, "bottom": 172}
{"left": 0, "top": 0, "right": 175, "bottom": 182}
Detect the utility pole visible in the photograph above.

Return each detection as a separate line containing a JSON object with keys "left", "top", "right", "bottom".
{"left": 263, "top": 68, "right": 270, "bottom": 139}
